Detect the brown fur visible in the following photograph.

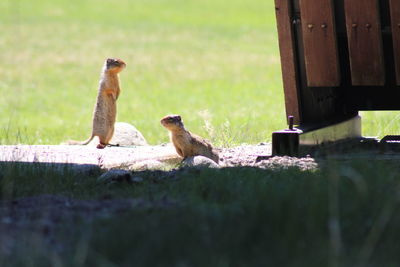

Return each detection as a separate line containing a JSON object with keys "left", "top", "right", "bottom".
{"left": 160, "top": 114, "right": 219, "bottom": 163}
{"left": 66, "top": 58, "right": 126, "bottom": 149}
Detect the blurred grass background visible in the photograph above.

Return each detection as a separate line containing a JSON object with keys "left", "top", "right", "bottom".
{"left": 2, "top": 1, "right": 400, "bottom": 266}
{"left": 0, "top": 0, "right": 397, "bottom": 146}
{"left": 0, "top": 0, "right": 284, "bottom": 146}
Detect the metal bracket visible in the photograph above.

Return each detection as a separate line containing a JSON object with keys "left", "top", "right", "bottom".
{"left": 272, "top": 115, "right": 362, "bottom": 156}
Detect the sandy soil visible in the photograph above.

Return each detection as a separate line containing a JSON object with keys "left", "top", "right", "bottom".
{"left": 0, "top": 143, "right": 317, "bottom": 170}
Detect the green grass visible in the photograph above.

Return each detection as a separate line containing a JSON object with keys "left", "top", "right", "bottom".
{"left": 0, "top": 0, "right": 283, "bottom": 146}
{"left": 361, "top": 111, "right": 400, "bottom": 138}
{"left": 1, "top": 161, "right": 400, "bottom": 266}
{"left": 2, "top": 1, "right": 400, "bottom": 266}
{"left": 1, "top": 0, "right": 399, "bottom": 146}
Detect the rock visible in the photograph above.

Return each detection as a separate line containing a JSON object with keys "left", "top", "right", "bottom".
{"left": 128, "top": 160, "right": 173, "bottom": 171}
{"left": 111, "top": 122, "right": 148, "bottom": 146}
{"left": 182, "top": 156, "right": 220, "bottom": 168}
{"left": 1, "top": 217, "right": 13, "bottom": 224}
{"left": 130, "top": 176, "right": 144, "bottom": 183}
{"left": 89, "top": 122, "right": 148, "bottom": 147}
{"left": 97, "top": 169, "right": 132, "bottom": 184}
{"left": 255, "top": 156, "right": 318, "bottom": 171}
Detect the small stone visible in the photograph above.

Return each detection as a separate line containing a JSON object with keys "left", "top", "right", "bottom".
{"left": 130, "top": 176, "right": 144, "bottom": 183}
{"left": 97, "top": 169, "right": 132, "bottom": 184}
{"left": 1, "top": 217, "right": 12, "bottom": 224}
{"left": 89, "top": 122, "right": 148, "bottom": 147}
{"left": 128, "top": 160, "right": 172, "bottom": 171}
{"left": 182, "top": 156, "right": 220, "bottom": 168}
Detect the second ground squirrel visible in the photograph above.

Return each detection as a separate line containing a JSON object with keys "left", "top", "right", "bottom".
{"left": 161, "top": 114, "right": 219, "bottom": 163}
{"left": 66, "top": 58, "right": 126, "bottom": 149}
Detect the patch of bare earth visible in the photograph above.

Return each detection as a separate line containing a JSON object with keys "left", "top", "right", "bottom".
{"left": 0, "top": 143, "right": 318, "bottom": 170}
{"left": 219, "top": 144, "right": 318, "bottom": 170}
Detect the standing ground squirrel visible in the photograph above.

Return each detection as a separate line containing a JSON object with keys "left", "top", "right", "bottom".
{"left": 66, "top": 58, "right": 126, "bottom": 149}
{"left": 160, "top": 114, "right": 219, "bottom": 163}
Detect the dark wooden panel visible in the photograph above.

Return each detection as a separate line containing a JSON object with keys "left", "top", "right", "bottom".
{"left": 390, "top": 0, "right": 400, "bottom": 85}
{"left": 275, "top": 0, "right": 301, "bottom": 124}
{"left": 299, "top": 0, "right": 340, "bottom": 87}
{"left": 344, "top": 0, "right": 385, "bottom": 86}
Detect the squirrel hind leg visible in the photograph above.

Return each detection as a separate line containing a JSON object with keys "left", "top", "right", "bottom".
{"left": 175, "top": 147, "right": 184, "bottom": 157}
{"left": 97, "top": 136, "right": 108, "bottom": 149}
{"left": 96, "top": 143, "right": 107, "bottom": 149}
{"left": 94, "top": 129, "right": 116, "bottom": 149}
{"left": 212, "top": 154, "right": 219, "bottom": 164}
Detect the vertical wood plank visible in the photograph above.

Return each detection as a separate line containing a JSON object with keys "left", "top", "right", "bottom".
{"left": 344, "top": 0, "right": 385, "bottom": 86}
{"left": 299, "top": 0, "right": 340, "bottom": 87}
{"left": 390, "top": 0, "right": 400, "bottom": 85}
{"left": 275, "top": 0, "right": 301, "bottom": 124}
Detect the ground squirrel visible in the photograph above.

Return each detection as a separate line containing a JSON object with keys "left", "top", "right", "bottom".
{"left": 160, "top": 114, "right": 219, "bottom": 163}
{"left": 66, "top": 58, "right": 126, "bottom": 149}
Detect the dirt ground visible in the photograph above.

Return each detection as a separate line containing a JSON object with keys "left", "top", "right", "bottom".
{"left": 0, "top": 143, "right": 320, "bottom": 256}
{"left": 3, "top": 142, "right": 400, "bottom": 259}
{"left": 0, "top": 143, "right": 318, "bottom": 170}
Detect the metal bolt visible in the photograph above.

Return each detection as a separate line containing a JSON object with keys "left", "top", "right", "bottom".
{"left": 293, "top": 19, "right": 300, "bottom": 25}
{"left": 321, "top": 23, "right": 327, "bottom": 29}
{"left": 352, "top": 23, "right": 358, "bottom": 28}
{"left": 288, "top": 116, "right": 294, "bottom": 130}
{"left": 366, "top": 23, "right": 371, "bottom": 29}
{"left": 308, "top": 24, "right": 314, "bottom": 29}
{"left": 397, "top": 23, "right": 400, "bottom": 28}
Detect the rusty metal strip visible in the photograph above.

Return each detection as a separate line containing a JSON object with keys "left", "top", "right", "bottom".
{"left": 390, "top": 0, "right": 400, "bottom": 85}
{"left": 275, "top": 0, "right": 301, "bottom": 124}
{"left": 344, "top": 0, "right": 385, "bottom": 86}
{"left": 299, "top": 0, "right": 340, "bottom": 87}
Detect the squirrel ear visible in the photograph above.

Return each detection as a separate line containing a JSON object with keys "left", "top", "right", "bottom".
{"left": 177, "top": 116, "right": 182, "bottom": 121}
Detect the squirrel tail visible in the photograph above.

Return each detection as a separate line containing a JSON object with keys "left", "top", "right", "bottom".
{"left": 62, "top": 134, "right": 95, "bottom": 146}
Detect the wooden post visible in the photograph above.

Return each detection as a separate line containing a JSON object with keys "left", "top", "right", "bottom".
{"left": 299, "top": 0, "right": 340, "bottom": 87}
{"left": 275, "top": 0, "right": 301, "bottom": 124}
{"left": 390, "top": 0, "right": 400, "bottom": 85}
{"left": 344, "top": 0, "right": 385, "bottom": 86}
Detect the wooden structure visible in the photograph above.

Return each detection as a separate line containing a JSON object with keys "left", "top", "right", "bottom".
{"left": 272, "top": 0, "right": 400, "bottom": 155}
